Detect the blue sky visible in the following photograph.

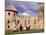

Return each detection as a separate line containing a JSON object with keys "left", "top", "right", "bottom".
{"left": 5, "top": 0, "right": 43, "bottom": 16}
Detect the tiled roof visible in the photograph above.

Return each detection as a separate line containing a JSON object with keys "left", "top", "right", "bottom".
{"left": 5, "top": 5, "right": 18, "bottom": 13}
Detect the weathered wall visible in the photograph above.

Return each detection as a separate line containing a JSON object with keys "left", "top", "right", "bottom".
{"left": 5, "top": 11, "right": 44, "bottom": 31}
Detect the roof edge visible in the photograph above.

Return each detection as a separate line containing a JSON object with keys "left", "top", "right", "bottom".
{"left": 5, "top": 10, "right": 18, "bottom": 13}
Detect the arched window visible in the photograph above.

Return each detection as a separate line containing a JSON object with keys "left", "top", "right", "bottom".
{"left": 38, "top": 19, "right": 39, "bottom": 22}
{"left": 8, "top": 12, "right": 10, "bottom": 15}
{"left": 38, "top": 19, "right": 39, "bottom": 24}
{"left": 25, "top": 20, "right": 26, "bottom": 24}
{"left": 28, "top": 20, "right": 30, "bottom": 24}
{"left": 8, "top": 20, "right": 10, "bottom": 23}
{"left": 34, "top": 19, "right": 36, "bottom": 24}
{"left": 17, "top": 20, "right": 19, "bottom": 24}
{"left": 8, "top": 25, "right": 10, "bottom": 28}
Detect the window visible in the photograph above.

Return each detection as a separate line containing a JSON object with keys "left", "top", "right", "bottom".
{"left": 17, "top": 20, "right": 19, "bottom": 24}
{"left": 28, "top": 20, "right": 30, "bottom": 24}
{"left": 34, "top": 19, "right": 36, "bottom": 24}
{"left": 25, "top": 20, "right": 26, "bottom": 24}
{"left": 8, "top": 12, "right": 10, "bottom": 15}
{"left": 8, "top": 25, "right": 10, "bottom": 28}
{"left": 38, "top": 19, "right": 39, "bottom": 24}
{"left": 38, "top": 19, "right": 39, "bottom": 22}
{"left": 8, "top": 20, "right": 10, "bottom": 23}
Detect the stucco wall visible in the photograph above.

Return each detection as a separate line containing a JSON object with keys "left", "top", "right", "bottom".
{"left": 5, "top": 11, "right": 44, "bottom": 31}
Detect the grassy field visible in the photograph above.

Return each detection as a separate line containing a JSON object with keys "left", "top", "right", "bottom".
{"left": 5, "top": 29, "right": 44, "bottom": 35}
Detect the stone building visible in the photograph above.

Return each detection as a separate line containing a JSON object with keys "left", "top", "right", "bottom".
{"left": 5, "top": 5, "right": 44, "bottom": 31}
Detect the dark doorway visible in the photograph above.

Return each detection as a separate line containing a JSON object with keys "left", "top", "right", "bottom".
{"left": 19, "top": 26, "right": 23, "bottom": 31}
{"left": 26, "top": 27, "right": 30, "bottom": 30}
{"left": 26, "top": 25, "right": 30, "bottom": 30}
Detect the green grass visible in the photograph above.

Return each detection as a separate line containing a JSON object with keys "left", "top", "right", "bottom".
{"left": 5, "top": 29, "right": 44, "bottom": 35}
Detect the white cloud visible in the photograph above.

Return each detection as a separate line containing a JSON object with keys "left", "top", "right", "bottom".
{"left": 18, "top": 12, "right": 30, "bottom": 16}
{"left": 22, "top": 13, "right": 29, "bottom": 16}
